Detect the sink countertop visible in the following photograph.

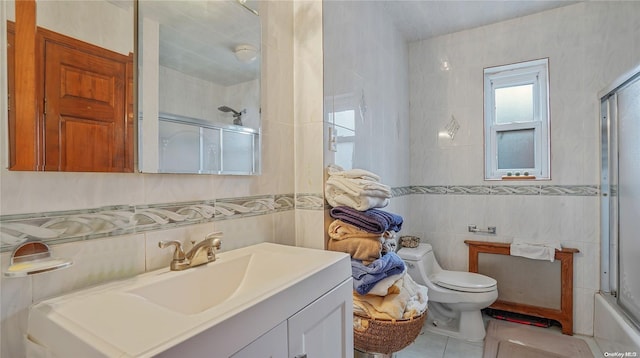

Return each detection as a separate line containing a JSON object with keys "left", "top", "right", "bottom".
{"left": 27, "top": 243, "right": 351, "bottom": 357}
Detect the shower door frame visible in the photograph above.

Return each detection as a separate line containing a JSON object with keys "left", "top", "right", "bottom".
{"left": 600, "top": 65, "right": 640, "bottom": 330}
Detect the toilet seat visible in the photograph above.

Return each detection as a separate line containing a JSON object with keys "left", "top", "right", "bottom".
{"left": 431, "top": 271, "right": 497, "bottom": 293}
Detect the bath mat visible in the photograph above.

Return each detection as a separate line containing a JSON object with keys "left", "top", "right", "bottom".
{"left": 483, "top": 320, "right": 593, "bottom": 358}
{"left": 496, "top": 341, "right": 564, "bottom": 358}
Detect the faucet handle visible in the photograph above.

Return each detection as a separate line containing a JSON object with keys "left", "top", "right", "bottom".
{"left": 204, "top": 232, "right": 223, "bottom": 260}
{"left": 158, "top": 240, "right": 186, "bottom": 261}
{"left": 205, "top": 231, "right": 223, "bottom": 241}
{"left": 205, "top": 232, "right": 223, "bottom": 248}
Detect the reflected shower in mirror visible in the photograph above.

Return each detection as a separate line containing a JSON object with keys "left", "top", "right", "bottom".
{"left": 138, "top": 0, "right": 261, "bottom": 175}
{"left": 218, "top": 106, "right": 245, "bottom": 126}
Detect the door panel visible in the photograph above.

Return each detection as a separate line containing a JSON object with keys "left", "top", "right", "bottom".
{"left": 617, "top": 74, "right": 640, "bottom": 326}
{"left": 42, "top": 31, "right": 130, "bottom": 172}
{"left": 288, "top": 279, "right": 353, "bottom": 358}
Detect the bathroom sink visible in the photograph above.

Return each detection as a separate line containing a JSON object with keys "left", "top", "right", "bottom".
{"left": 27, "top": 243, "right": 351, "bottom": 357}
{"left": 127, "top": 253, "right": 252, "bottom": 315}
{"left": 127, "top": 249, "right": 310, "bottom": 315}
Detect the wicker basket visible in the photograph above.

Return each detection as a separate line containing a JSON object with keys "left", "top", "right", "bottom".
{"left": 353, "top": 311, "right": 427, "bottom": 354}
{"left": 399, "top": 236, "right": 420, "bottom": 248}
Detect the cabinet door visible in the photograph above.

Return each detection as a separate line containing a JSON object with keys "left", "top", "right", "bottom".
{"left": 231, "top": 321, "right": 288, "bottom": 358}
{"left": 288, "top": 279, "right": 353, "bottom": 358}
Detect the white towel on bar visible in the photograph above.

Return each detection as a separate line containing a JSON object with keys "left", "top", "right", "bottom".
{"left": 510, "top": 238, "right": 562, "bottom": 262}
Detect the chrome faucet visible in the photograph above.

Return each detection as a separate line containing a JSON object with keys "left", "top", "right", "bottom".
{"left": 158, "top": 232, "right": 223, "bottom": 271}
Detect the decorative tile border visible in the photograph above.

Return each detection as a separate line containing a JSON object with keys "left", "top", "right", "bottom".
{"left": 407, "top": 185, "right": 599, "bottom": 197}
{"left": 295, "top": 193, "right": 325, "bottom": 210}
{"left": 0, "top": 194, "right": 291, "bottom": 252}
{"left": 391, "top": 186, "right": 414, "bottom": 197}
{"left": 0, "top": 184, "right": 600, "bottom": 252}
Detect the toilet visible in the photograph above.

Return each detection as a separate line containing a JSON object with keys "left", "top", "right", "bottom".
{"left": 397, "top": 243, "right": 498, "bottom": 342}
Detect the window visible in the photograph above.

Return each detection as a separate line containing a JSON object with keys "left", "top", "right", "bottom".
{"left": 484, "top": 58, "right": 550, "bottom": 180}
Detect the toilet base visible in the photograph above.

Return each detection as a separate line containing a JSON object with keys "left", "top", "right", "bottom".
{"left": 425, "top": 306, "right": 487, "bottom": 342}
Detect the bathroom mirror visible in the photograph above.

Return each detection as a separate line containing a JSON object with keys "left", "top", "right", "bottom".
{"left": 137, "top": 0, "right": 261, "bottom": 175}
{"left": 6, "top": 0, "right": 135, "bottom": 172}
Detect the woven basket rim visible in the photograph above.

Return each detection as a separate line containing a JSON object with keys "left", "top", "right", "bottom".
{"left": 354, "top": 310, "right": 427, "bottom": 323}
{"left": 353, "top": 310, "right": 428, "bottom": 354}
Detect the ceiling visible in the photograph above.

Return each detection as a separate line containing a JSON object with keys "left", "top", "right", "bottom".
{"left": 137, "top": 0, "right": 578, "bottom": 86}
{"left": 139, "top": 0, "right": 260, "bottom": 87}
{"left": 381, "top": 0, "right": 579, "bottom": 43}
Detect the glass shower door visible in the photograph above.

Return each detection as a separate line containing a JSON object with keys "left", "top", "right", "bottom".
{"left": 616, "top": 74, "right": 640, "bottom": 327}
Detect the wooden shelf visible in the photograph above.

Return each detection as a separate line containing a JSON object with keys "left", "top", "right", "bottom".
{"left": 464, "top": 240, "right": 579, "bottom": 335}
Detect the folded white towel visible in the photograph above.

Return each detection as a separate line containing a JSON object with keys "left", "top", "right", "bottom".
{"left": 325, "top": 192, "right": 390, "bottom": 211}
{"left": 325, "top": 176, "right": 391, "bottom": 210}
{"left": 327, "top": 164, "right": 381, "bottom": 182}
{"left": 367, "top": 267, "right": 407, "bottom": 296}
{"left": 326, "top": 177, "right": 392, "bottom": 198}
{"left": 510, "top": 238, "right": 562, "bottom": 262}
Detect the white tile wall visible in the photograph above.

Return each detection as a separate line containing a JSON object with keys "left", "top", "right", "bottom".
{"left": 406, "top": 2, "right": 640, "bottom": 336}
{"left": 31, "top": 235, "right": 147, "bottom": 302}
{"left": 295, "top": 209, "right": 325, "bottom": 250}
{"left": 36, "top": 0, "right": 133, "bottom": 55}
{"left": 322, "top": 0, "right": 411, "bottom": 193}
{"left": 0, "top": 1, "right": 299, "bottom": 356}
{"left": 293, "top": 1, "right": 324, "bottom": 168}
{"left": 323, "top": 0, "right": 639, "bottom": 338}
{"left": 0, "top": 251, "right": 32, "bottom": 358}
{"left": 293, "top": 0, "right": 326, "bottom": 250}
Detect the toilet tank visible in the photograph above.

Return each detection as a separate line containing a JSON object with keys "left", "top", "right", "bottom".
{"left": 398, "top": 243, "right": 439, "bottom": 286}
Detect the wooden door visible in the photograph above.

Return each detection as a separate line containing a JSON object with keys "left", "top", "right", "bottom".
{"left": 40, "top": 29, "right": 131, "bottom": 172}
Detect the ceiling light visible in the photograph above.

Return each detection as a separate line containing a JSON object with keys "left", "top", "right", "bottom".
{"left": 234, "top": 44, "right": 258, "bottom": 64}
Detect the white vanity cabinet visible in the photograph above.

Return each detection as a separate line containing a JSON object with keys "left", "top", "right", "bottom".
{"left": 26, "top": 243, "right": 353, "bottom": 358}
{"left": 232, "top": 278, "right": 353, "bottom": 358}
{"left": 288, "top": 279, "right": 353, "bottom": 358}
{"left": 230, "top": 322, "right": 288, "bottom": 358}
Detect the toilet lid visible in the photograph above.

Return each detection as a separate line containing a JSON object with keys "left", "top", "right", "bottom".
{"left": 431, "top": 271, "right": 497, "bottom": 293}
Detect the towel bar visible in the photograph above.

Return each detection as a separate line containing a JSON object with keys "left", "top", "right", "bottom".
{"left": 467, "top": 225, "right": 496, "bottom": 234}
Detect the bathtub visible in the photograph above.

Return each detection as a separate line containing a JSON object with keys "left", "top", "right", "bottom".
{"left": 594, "top": 293, "right": 640, "bottom": 355}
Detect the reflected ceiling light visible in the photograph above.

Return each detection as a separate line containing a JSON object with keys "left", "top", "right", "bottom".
{"left": 234, "top": 44, "right": 258, "bottom": 64}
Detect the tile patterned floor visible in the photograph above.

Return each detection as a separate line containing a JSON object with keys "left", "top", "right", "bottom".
{"left": 395, "top": 317, "right": 603, "bottom": 358}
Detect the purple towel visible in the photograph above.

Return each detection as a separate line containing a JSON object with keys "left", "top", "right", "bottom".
{"left": 351, "top": 252, "right": 406, "bottom": 295}
{"left": 330, "top": 206, "right": 403, "bottom": 234}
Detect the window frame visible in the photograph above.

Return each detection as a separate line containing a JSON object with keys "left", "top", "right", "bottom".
{"left": 484, "top": 58, "right": 550, "bottom": 180}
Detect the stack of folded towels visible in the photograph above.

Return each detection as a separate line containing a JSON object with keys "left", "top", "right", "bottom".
{"left": 325, "top": 164, "right": 392, "bottom": 211}
{"left": 327, "top": 207, "right": 401, "bottom": 264}
{"left": 325, "top": 165, "right": 428, "bottom": 321}
{"left": 351, "top": 252, "right": 428, "bottom": 321}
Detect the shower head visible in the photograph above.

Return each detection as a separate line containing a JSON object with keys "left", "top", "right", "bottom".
{"left": 218, "top": 106, "right": 245, "bottom": 126}
{"left": 218, "top": 106, "right": 241, "bottom": 116}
